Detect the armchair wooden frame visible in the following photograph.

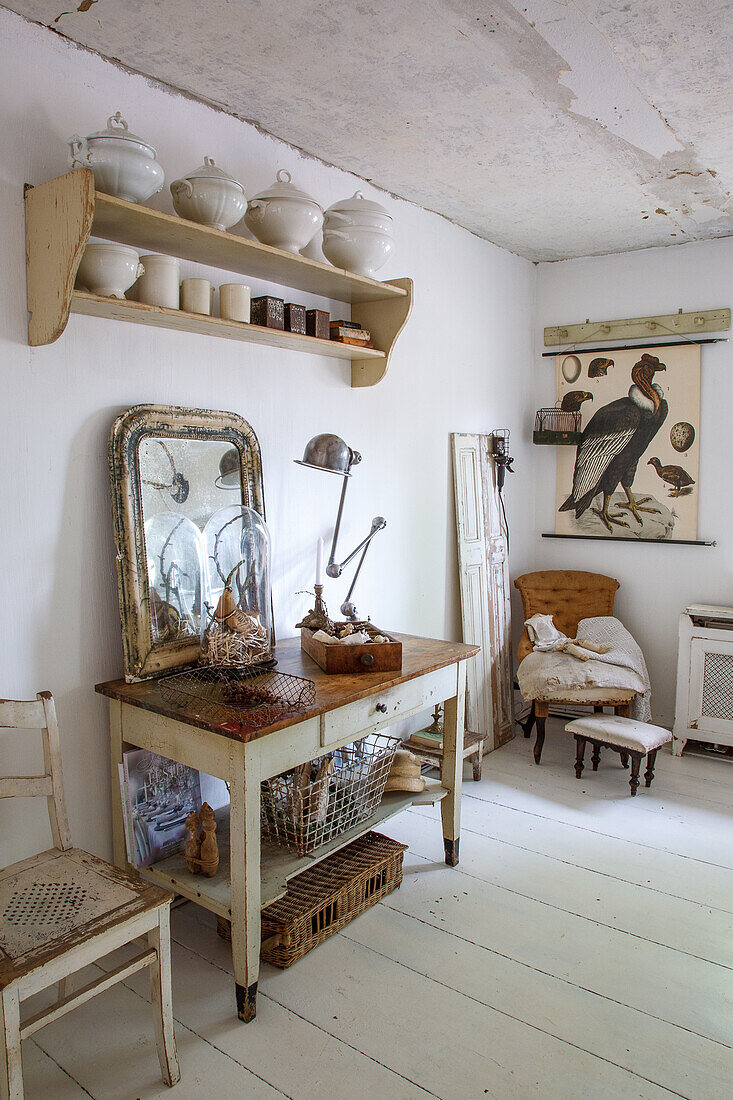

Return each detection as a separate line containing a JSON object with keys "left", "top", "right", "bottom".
{"left": 514, "top": 571, "right": 637, "bottom": 764}
{"left": 0, "top": 692, "right": 180, "bottom": 1099}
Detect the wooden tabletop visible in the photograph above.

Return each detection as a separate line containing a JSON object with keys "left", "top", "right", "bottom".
{"left": 95, "top": 633, "right": 479, "bottom": 743}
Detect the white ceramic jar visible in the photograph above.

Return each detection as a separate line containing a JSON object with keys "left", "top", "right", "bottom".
{"left": 244, "top": 170, "right": 323, "bottom": 253}
{"left": 77, "top": 243, "right": 144, "bottom": 298}
{"left": 322, "top": 191, "right": 394, "bottom": 277}
{"left": 219, "top": 283, "right": 251, "bottom": 322}
{"left": 170, "top": 158, "right": 246, "bottom": 231}
{"left": 135, "top": 254, "right": 180, "bottom": 309}
{"left": 68, "top": 113, "right": 164, "bottom": 204}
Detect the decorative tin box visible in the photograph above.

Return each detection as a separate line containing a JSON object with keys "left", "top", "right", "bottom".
{"left": 284, "top": 303, "right": 307, "bottom": 334}
{"left": 306, "top": 308, "right": 330, "bottom": 340}
{"left": 251, "top": 295, "right": 285, "bottom": 330}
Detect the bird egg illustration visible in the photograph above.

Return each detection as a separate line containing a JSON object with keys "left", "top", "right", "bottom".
{"left": 561, "top": 354, "right": 581, "bottom": 383}
{"left": 670, "top": 422, "right": 695, "bottom": 452}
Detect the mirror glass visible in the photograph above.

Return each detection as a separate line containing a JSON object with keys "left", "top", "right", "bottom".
{"left": 109, "top": 407, "right": 267, "bottom": 681}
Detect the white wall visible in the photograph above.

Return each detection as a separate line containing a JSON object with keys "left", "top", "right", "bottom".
{"left": 535, "top": 238, "right": 733, "bottom": 725}
{"left": 0, "top": 10, "right": 537, "bottom": 864}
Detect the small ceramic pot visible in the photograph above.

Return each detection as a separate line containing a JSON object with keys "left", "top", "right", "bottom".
{"left": 244, "top": 170, "right": 323, "bottom": 253}
{"left": 170, "top": 158, "right": 246, "bottom": 231}
{"left": 68, "top": 113, "right": 164, "bottom": 204}
{"left": 77, "top": 243, "right": 144, "bottom": 298}
{"left": 181, "top": 278, "right": 213, "bottom": 315}
{"left": 322, "top": 226, "right": 394, "bottom": 278}
{"left": 219, "top": 283, "right": 251, "bottom": 323}
{"left": 135, "top": 254, "right": 180, "bottom": 309}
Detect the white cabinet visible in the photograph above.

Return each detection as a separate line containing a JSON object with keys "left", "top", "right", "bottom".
{"left": 673, "top": 605, "right": 733, "bottom": 755}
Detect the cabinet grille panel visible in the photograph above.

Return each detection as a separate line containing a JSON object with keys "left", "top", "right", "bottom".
{"left": 701, "top": 652, "right": 733, "bottom": 719}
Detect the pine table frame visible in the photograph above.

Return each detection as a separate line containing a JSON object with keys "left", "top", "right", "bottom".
{"left": 97, "top": 633, "right": 477, "bottom": 1023}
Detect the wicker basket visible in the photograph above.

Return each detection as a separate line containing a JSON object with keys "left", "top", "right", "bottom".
{"left": 260, "top": 732, "right": 401, "bottom": 855}
{"left": 261, "top": 831, "right": 407, "bottom": 968}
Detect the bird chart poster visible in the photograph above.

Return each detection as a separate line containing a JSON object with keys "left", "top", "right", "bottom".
{"left": 554, "top": 343, "right": 700, "bottom": 541}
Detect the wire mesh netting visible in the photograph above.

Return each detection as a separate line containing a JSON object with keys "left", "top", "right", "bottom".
{"left": 158, "top": 665, "right": 316, "bottom": 733}
{"left": 261, "top": 732, "right": 402, "bottom": 854}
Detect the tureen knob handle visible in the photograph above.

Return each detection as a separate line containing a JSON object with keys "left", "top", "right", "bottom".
{"left": 204, "top": 156, "right": 215, "bottom": 166}
{"left": 277, "top": 169, "right": 292, "bottom": 184}
{"left": 353, "top": 191, "right": 364, "bottom": 199}
{"left": 107, "top": 112, "right": 129, "bottom": 130}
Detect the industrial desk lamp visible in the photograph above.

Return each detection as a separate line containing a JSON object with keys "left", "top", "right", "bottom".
{"left": 295, "top": 434, "right": 386, "bottom": 620}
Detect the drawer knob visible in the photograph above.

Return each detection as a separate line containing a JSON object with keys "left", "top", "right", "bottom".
{"left": 360, "top": 653, "right": 375, "bottom": 667}
{"left": 375, "top": 702, "right": 388, "bottom": 713}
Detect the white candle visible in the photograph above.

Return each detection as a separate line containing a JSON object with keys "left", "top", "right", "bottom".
{"left": 316, "top": 536, "right": 323, "bottom": 586}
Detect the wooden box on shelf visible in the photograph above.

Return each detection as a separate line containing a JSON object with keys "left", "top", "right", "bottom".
{"left": 300, "top": 622, "right": 402, "bottom": 673}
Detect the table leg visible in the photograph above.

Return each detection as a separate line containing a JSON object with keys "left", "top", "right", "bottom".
{"left": 109, "top": 699, "right": 133, "bottom": 873}
{"left": 441, "top": 661, "right": 466, "bottom": 867}
{"left": 228, "top": 745, "right": 261, "bottom": 1022}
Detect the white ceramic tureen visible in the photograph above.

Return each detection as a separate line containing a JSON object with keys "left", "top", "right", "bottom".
{"left": 170, "top": 158, "right": 246, "bottom": 232}
{"left": 68, "top": 112, "right": 165, "bottom": 204}
{"left": 244, "top": 170, "right": 323, "bottom": 253}
{"left": 322, "top": 191, "right": 394, "bottom": 277}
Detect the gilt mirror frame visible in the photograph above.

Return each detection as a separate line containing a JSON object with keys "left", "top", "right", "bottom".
{"left": 109, "top": 403, "right": 267, "bottom": 682}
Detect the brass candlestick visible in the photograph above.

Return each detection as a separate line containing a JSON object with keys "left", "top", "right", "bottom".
{"left": 296, "top": 584, "right": 335, "bottom": 634}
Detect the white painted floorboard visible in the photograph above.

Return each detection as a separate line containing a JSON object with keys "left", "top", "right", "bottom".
{"left": 19, "top": 718, "right": 733, "bottom": 1098}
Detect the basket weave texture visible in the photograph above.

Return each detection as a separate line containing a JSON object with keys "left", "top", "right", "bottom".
{"left": 261, "top": 831, "right": 407, "bottom": 968}
{"left": 260, "top": 732, "right": 401, "bottom": 854}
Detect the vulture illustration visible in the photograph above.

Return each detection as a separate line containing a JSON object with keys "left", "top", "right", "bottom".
{"left": 559, "top": 353, "right": 668, "bottom": 531}
{"left": 560, "top": 390, "right": 593, "bottom": 412}
{"left": 647, "top": 457, "right": 695, "bottom": 496}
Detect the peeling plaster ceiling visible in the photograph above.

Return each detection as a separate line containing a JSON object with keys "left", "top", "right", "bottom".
{"left": 5, "top": 0, "right": 733, "bottom": 260}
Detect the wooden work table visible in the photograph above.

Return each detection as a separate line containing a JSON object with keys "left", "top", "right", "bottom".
{"left": 96, "top": 633, "right": 478, "bottom": 1022}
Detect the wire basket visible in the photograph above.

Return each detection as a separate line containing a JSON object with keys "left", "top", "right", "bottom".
{"left": 533, "top": 408, "right": 582, "bottom": 444}
{"left": 261, "top": 732, "right": 402, "bottom": 854}
{"left": 158, "top": 665, "right": 315, "bottom": 734}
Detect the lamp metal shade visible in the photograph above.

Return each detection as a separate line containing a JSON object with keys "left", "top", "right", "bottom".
{"left": 295, "top": 433, "right": 361, "bottom": 476}
{"left": 215, "top": 446, "right": 241, "bottom": 489}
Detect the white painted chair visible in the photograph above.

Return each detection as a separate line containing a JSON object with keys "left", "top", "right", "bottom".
{"left": 0, "top": 692, "right": 180, "bottom": 1098}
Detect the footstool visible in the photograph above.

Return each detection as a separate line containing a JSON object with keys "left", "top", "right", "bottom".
{"left": 565, "top": 714, "right": 672, "bottom": 796}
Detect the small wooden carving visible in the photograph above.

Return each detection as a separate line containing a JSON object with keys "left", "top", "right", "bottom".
{"left": 184, "top": 803, "right": 219, "bottom": 876}
{"left": 184, "top": 811, "right": 201, "bottom": 872}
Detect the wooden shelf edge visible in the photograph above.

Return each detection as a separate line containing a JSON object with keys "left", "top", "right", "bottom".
{"left": 90, "top": 176, "right": 407, "bottom": 304}
{"left": 140, "top": 777, "right": 446, "bottom": 911}
{"left": 70, "top": 291, "right": 387, "bottom": 361}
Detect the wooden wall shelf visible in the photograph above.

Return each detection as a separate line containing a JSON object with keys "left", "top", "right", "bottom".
{"left": 25, "top": 169, "right": 413, "bottom": 387}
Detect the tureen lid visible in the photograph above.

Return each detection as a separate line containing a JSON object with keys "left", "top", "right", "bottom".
{"left": 86, "top": 112, "right": 157, "bottom": 153}
{"left": 178, "top": 157, "right": 244, "bottom": 189}
{"left": 326, "top": 190, "right": 392, "bottom": 219}
{"left": 250, "top": 169, "right": 321, "bottom": 207}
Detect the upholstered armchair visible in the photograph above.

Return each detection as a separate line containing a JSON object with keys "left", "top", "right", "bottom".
{"left": 514, "top": 570, "right": 639, "bottom": 764}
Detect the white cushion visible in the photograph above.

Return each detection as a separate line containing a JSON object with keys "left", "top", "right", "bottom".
{"left": 565, "top": 714, "right": 671, "bottom": 753}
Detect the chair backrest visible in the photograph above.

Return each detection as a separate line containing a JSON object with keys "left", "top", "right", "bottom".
{"left": 0, "top": 691, "right": 72, "bottom": 853}
{"left": 514, "top": 570, "right": 620, "bottom": 663}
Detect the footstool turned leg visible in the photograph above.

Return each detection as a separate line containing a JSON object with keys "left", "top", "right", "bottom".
{"left": 644, "top": 750, "right": 658, "bottom": 788}
{"left": 472, "top": 748, "right": 483, "bottom": 782}
{"left": 620, "top": 752, "right": 629, "bottom": 768}
{"left": 574, "top": 735, "right": 586, "bottom": 779}
{"left": 591, "top": 742, "right": 601, "bottom": 771}
{"left": 629, "top": 752, "right": 642, "bottom": 796}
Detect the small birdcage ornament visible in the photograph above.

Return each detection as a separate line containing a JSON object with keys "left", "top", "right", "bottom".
{"left": 200, "top": 505, "right": 273, "bottom": 668}
{"left": 533, "top": 406, "right": 583, "bottom": 445}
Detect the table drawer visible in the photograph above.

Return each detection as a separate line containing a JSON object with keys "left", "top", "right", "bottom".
{"left": 321, "top": 663, "right": 457, "bottom": 749}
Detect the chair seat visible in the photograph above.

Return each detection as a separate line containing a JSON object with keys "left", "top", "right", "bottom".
{"left": 517, "top": 650, "right": 646, "bottom": 703}
{"left": 566, "top": 714, "right": 672, "bottom": 754}
{"left": 538, "top": 687, "right": 637, "bottom": 705}
{"left": 0, "top": 847, "right": 170, "bottom": 989}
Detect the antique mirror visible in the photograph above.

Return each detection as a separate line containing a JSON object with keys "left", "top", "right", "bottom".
{"left": 109, "top": 404, "right": 270, "bottom": 681}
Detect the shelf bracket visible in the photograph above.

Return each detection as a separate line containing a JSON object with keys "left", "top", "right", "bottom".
{"left": 351, "top": 277, "right": 413, "bottom": 387}
{"left": 26, "top": 168, "right": 95, "bottom": 346}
